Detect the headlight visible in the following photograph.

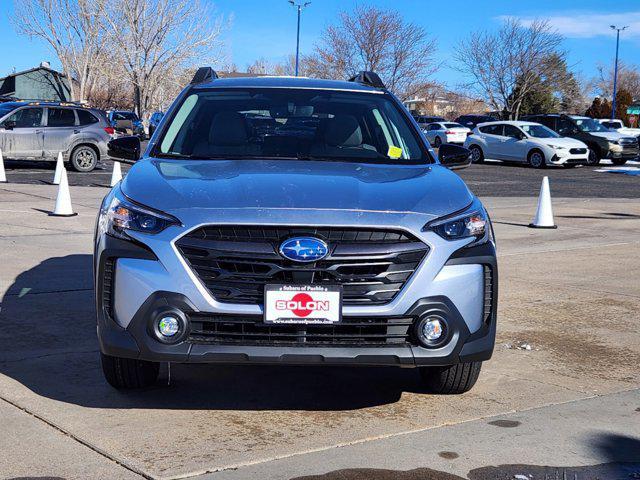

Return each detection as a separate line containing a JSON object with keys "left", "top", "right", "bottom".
{"left": 546, "top": 144, "right": 565, "bottom": 150}
{"left": 98, "top": 187, "right": 179, "bottom": 240}
{"left": 424, "top": 201, "right": 490, "bottom": 246}
{"left": 608, "top": 141, "right": 623, "bottom": 150}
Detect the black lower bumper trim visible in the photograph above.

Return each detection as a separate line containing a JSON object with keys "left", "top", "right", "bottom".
{"left": 97, "top": 291, "right": 496, "bottom": 367}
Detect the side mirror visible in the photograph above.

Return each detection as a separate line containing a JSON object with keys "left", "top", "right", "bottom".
{"left": 2, "top": 120, "right": 16, "bottom": 130}
{"left": 107, "top": 136, "right": 141, "bottom": 163}
{"left": 438, "top": 144, "right": 472, "bottom": 170}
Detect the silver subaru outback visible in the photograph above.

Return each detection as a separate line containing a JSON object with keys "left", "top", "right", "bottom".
{"left": 95, "top": 70, "right": 497, "bottom": 394}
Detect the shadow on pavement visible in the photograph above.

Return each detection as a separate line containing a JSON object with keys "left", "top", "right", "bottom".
{"left": 289, "top": 433, "right": 640, "bottom": 479}
{"left": 0, "top": 254, "right": 427, "bottom": 411}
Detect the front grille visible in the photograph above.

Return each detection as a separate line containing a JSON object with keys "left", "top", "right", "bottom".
{"left": 188, "top": 313, "right": 415, "bottom": 346}
{"left": 102, "top": 258, "right": 115, "bottom": 318}
{"left": 176, "top": 226, "right": 429, "bottom": 306}
{"left": 569, "top": 148, "right": 587, "bottom": 154}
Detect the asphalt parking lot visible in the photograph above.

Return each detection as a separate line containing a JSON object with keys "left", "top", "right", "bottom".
{"left": 1, "top": 164, "right": 639, "bottom": 479}
{"left": 3, "top": 156, "right": 639, "bottom": 198}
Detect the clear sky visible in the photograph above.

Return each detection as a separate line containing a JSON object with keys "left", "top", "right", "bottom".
{"left": 2, "top": 0, "right": 640, "bottom": 93}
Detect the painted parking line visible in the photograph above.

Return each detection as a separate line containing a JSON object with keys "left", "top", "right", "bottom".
{"left": 594, "top": 167, "right": 640, "bottom": 176}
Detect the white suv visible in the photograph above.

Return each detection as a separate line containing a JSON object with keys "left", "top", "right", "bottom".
{"left": 464, "top": 121, "right": 589, "bottom": 168}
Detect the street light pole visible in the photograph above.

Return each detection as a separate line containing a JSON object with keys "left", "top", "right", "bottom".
{"left": 610, "top": 25, "right": 628, "bottom": 121}
{"left": 289, "top": 1, "right": 311, "bottom": 76}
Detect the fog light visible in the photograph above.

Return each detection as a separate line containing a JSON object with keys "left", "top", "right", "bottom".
{"left": 423, "top": 318, "right": 443, "bottom": 341}
{"left": 416, "top": 316, "right": 448, "bottom": 347}
{"left": 158, "top": 316, "right": 180, "bottom": 337}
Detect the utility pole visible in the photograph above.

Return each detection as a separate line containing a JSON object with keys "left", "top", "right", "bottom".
{"left": 610, "top": 25, "right": 628, "bottom": 121}
{"left": 288, "top": 1, "right": 311, "bottom": 76}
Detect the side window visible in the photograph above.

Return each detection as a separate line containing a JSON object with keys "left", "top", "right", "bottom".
{"left": 479, "top": 124, "right": 502, "bottom": 135}
{"left": 503, "top": 125, "right": 523, "bottom": 139}
{"left": 428, "top": 124, "right": 438, "bottom": 131}
{"left": 47, "top": 108, "right": 76, "bottom": 127}
{"left": 77, "top": 109, "right": 98, "bottom": 125}
{"left": 557, "top": 118, "right": 574, "bottom": 135}
{"left": 5, "top": 108, "right": 43, "bottom": 128}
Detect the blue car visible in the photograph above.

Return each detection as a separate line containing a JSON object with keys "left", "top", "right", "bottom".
{"left": 108, "top": 110, "right": 145, "bottom": 139}
{"left": 97, "top": 70, "right": 497, "bottom": 394}
{"left": 148, "top": 111, "right": 164, "bottom": 138}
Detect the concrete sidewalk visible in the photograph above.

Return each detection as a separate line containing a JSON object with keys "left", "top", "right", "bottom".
{"left": 0, "top": 183, "right": 639, "bottom": 479}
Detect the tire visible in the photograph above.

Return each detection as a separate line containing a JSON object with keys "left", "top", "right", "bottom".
{"left": 70, "top": 145, "right": 98, "bottom": 172}
{"left": 469, "top": 145, "right": 484, "bottom": 164}
{"left": 586, "top": 148, "right": 600, "bottom": 166}
{"left": 527, "top": 149, "right": 546, "bottom": 169}
{"left": 100, "top": 352, "right": 159, "bottom": 389}
{"left": 419, "top": 361, "right": 482, "bottom": 394}
{"left": 434, "top": 136, "right": 442, "bottom": 148}
{"left": 612, "top": 159, "right": 627, "bottom": 166}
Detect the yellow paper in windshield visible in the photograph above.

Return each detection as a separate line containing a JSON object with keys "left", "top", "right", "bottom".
{"left": 387, "top": 146, "right": 403, "bottom": 159}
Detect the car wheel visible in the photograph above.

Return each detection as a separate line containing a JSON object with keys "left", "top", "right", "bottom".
{"left": 527, "top": 149, "right": 546, "bottom": 169}
{"left": 100, "top": 352, "right": 159, "bottom": 389}
{"left": 419, "top": 361, "right": 482, "bottom": 394}
{"left": 612, "top": 159, "right": 627, "bottom": 166}
{"left": 434, "top": 136, "right": 442, "bottom": 148}
{"left": 469, "top": 145, "right": 484, "bottom": 164}
{"left": 586, "top": 148, "right": 600, "bottom": 166}
{"left": 70, "top": 145, "right": 98, "bottom": 172}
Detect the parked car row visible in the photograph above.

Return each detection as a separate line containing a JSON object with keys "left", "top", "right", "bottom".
{"left": 0, "top": 102, "right": 166, "bottom": 172}
{"left": 464, "top": 121, "right": 589, "bottom": 168}
{"left": 413, "top": 111, "right": 639, "bottom": 168}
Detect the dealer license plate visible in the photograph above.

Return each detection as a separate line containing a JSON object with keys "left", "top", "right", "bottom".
{"left": 264, "top": 284, "right": 342, "bottom": 324}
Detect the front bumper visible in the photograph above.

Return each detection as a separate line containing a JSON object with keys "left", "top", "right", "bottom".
{"left": 606, "top": 145, "right": 639, "bottom": 159}
{"left": 95, "top": 233, "right": 498, "bottom": 367}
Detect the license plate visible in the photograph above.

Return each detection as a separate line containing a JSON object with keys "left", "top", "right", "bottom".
{"left": 264, "top": 284, "right": 342, "bottom": 324}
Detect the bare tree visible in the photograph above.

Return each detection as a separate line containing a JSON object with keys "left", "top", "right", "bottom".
{"left": 103, "top": 0, "right": 227, "bottom": 117}
{"left": 595, "top": 62, "right": 640, "bottom": 101}
{"left": 13, "top": 0, "right": 107, "bottom": 102}
{"left": 455, "top": 18, "right": 564, "bottom": 119}
{"left": 305, "top": 6, "right": 438, "bottom": 100}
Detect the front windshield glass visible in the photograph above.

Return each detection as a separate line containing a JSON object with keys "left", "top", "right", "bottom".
{"left": 156, "top": 88, "right": 428, "bottom": 164}
{"left": 521, "top": 124, "right": 560, "bottom": 138}
{"left": 573, "top": 118, "right": 610, "bottom": 133}
{"left": 0, "top": 104, "right": 18, "bottom": 119}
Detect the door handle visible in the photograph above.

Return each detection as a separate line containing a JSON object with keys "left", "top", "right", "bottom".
{"left": 35, "top": 130, "right": 44, "bottom": 134}
{"left": 73, "top": 129, "right": 81, "bottom": 134}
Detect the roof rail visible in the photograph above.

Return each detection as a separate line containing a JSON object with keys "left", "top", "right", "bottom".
{"left": 348, "top": 71, "right": 386, "bottom": 89}
{"left": 191, "top": 67, "right": 218, "bottom": 85}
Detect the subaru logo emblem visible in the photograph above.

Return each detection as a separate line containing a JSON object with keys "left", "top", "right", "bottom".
{"left": 279, "top": 237, "right": 329, "bottom": 263}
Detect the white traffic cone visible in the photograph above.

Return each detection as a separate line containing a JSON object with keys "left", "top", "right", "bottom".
{"left": 51, "top": 166, "right": 77, "bottom": 217}
{"left": 0, "top": 148, "right": 6, "bottom": 183}
{"left": 53, "top": 152, "right": 64, "bottom": 185}
{"left": 528, "top": 176, "right": 556, "bottom": 229}
{"left": 110, "top": 160, "right": 122, "bottom": 187}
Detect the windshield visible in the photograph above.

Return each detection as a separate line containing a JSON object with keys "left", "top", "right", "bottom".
{"left": 521, "top": 124, "right": 559, "bottom": 138}
{"left": 113, "top": 111, "right": 138, "bottom": 121}
{"left": 0, "top": 104, "right": 18, "bottom": 119}
{"left": 156, "top": 88, "right": 428, "bottom": 164}
{"left": 573, "top": 118, "right": 610, "bottom": 133}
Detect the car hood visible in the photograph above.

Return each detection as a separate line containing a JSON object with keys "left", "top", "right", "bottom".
{"left": 535, "top": 137, "right": 586, "bottom": 148}
{"left": 590, "top": 131, "right": 627, "bottom": 141}
{"left": 121, "top": 158, "right": 473, "bottom": 219}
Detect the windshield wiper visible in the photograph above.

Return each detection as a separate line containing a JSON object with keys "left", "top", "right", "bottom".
{"left": 154, "top": 152, "right": 192, "bottom": 159}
